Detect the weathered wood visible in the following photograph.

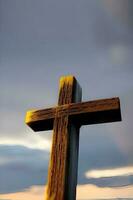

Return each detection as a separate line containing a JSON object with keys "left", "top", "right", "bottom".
{"left": 45, "top": 76, "right": 82, "bottom": 200}
{"left": 26, "top": 97, "right": 121, "bottom": 131}
{"left": 25, "top": 75, "right": 122, "bottom": 200}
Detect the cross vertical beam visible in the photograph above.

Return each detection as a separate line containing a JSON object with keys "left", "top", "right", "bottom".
{"left": 45, "top": 76, "right": 82, "bottom": 200}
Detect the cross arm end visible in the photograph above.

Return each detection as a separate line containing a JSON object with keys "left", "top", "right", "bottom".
{"left": 69, "top": 97, "right": 122, "bottom": 126}
{"left": 25, "top": 108, "right": 55, "bottom": 132}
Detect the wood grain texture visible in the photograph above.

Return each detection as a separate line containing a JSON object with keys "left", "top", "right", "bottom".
{"left": 25, "top": 75, "right": 122, "bottom": 200}
{"left": 26, "top": 97, "right": 121, "bottom": 131}
{"left": 45, "top": 76, "right": 82, "bottom": 200}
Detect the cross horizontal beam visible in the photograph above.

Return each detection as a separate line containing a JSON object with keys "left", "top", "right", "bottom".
{"left": 26, "top": 97, "right": 121, "bottom": 132}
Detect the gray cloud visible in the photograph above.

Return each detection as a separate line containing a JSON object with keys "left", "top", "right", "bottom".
{"left": 84, "top": 175, "right": 133, "bottom": 188}
{"left": 0, "top": 145, "right": 49, "bottom": 194}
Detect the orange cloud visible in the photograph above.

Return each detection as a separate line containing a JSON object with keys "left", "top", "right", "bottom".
{"left": 0, "top": 184, "right": 133, "bottom": 199}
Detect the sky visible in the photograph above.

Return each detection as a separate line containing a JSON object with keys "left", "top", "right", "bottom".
{"left": 0, "top": 0, "right": 133, "bottom": 199}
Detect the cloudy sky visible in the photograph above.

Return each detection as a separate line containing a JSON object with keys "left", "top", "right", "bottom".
{"left": 0, "top": 0, "right": 133, "bottom": 199}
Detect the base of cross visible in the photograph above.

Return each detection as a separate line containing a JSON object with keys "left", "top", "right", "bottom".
{"left": 25, "top": 75, "right": 122, "bottom": 200}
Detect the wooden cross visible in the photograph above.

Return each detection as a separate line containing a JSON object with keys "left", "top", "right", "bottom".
{"left": 25, "top": 75, "right": 121, "bottom": 200}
